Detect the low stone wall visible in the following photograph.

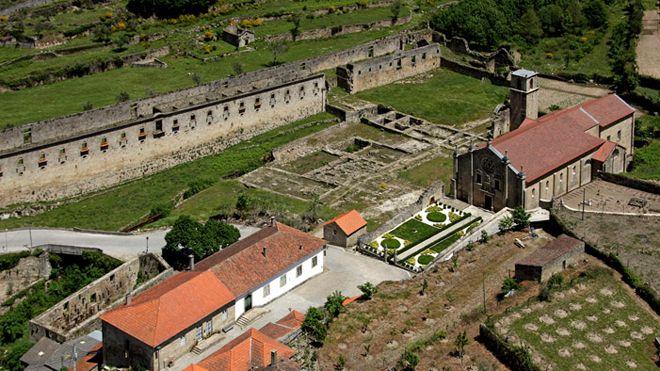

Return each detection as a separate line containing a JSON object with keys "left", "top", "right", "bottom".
{"left": 0, "top": 253, "right": 50, "bottom": 304}
{"left": 271, "top": 117, "right": 343, "bottom": 162}
{"left": 440, "top": 57, "right": 508, "bottom": 86}
{"left": 29, "top": 253, "right": 172, "bottom": 343}
{"left": 597, "top": 172, "right": 660, "bottom": 195}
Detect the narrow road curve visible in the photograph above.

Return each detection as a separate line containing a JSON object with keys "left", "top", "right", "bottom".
{"left": 0, "top": 224, "right": 260, "bottom": 260}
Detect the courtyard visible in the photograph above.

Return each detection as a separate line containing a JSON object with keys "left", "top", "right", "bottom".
{"left": 560, "top": 179, "right": 660, "bottom": 215}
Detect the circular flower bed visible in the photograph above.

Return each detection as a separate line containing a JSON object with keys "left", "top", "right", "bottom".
{"left": 417, "top": 254, "right": 434, "bottom": 265}
{"left": 381, "top": 238, "right": 401, "bottom": 249}
{"left": 426, "top": 211, "right": 447, "bottom": 223}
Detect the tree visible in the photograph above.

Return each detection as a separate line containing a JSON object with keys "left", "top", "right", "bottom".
{"left": 191, "top": 72, "right": 202, "bottom": 86}
{"left": 267, "top": 40, "right": 288, "bottom": 65}
{"left": 358, "top": 282, "right": 377, "bottom": 299}
{"left": 454, "top": 330, "right": 469, "bottom": 358}
{"left": 162, "top": 216, "right": 239, "bottom": 268}
{"left": 302, "top": 307, "right": 327, "bottom": 344}
{"left": 232, "top": 62, "right": 244, "bottom": 76}
{"left": 584, "top": 0, "right": 608, "bottom": 28}
{"left": 390, "top": 0, "right": 403, "bottom": 21}
{"left": 419, "top": 278, "right": 428, "bottom": 296}
{"left": 289, "top": 13, "right": 301, "bottom": 40}
{"left": 236, "top": 193, "right": 251, "bottom": 212}
{"left": 303, "top": 195, "right": 321, "bottom": 223}
{"left": 519, "top": 8, "right": 542, "bottom": 44}
{"left": 498, "top": 215, "right": 514, "bottom": 233}
{"left": 126, "top": 0, "right": 213, "bottom": 18}
{"left": 398, "top": 348, "right": 419, "bottom": 370}
{"left": 116, "top": 91, "right": 130, "bottom": 102}
{"left": 324, "top": 290, "right": 346, "bottom": 318}
{"left": 501, "top": 277, "right": 520, "bottom": 295}
{"left": 511, "top": 206, "right": 530, "bottom": 230}
{"left": 430, "top": 0, "right": 508, "bottom": 50}
{"left": 538, "top": 4, "right": 565, "bottom": 36}
{"left": 479, "top": 230, "right": 489, "bottom": 244}
{"left": 112, "top": 33, "right": 129, "bottom": 51}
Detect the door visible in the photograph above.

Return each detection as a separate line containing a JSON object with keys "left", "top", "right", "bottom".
{"left": 484, "top": 195, "right": 493, "bottom": 210}
{"left": 244, "top": 294, "right": 252, "bottom": 312}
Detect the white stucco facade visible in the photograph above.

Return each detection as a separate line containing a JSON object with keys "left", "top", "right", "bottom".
{"left": 234, "top": 250, "right": 325, "bottom": 320}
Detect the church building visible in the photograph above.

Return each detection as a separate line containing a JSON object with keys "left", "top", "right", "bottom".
{"left": 453, "top": 69, "right": 635, "bottom": 211}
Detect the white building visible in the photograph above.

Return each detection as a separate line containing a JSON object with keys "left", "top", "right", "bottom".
{"left": 194, "top": 220, "right": 327, "bottom": 320}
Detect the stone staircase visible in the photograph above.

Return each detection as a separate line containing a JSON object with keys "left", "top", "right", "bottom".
{"left": 191, "top": 332, "right": 224, "bottom": 355}
{"left": 236, "top": 307, "right": 270, "bottom": 329}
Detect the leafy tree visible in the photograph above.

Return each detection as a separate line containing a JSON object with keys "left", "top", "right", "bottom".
{"left": 390, "top": 0, "right": 403, "bottom": 21}
{"left": 501, "top": 277, "right": 520, "bottom": 295}
{"left": 498, "top": 215, "right": 514, "bottom": 233}
{"left": 538, "top": 4, "right": 565, "bottom": 36}
{"left": 398, "top": 348, "right": 419, "bottom": 370}
{"left": 479, "top": 230, "right": 489, "bottom": 244}
{"left": 519, "top": 8, "right": 543, "bottom": 43}
{"left": 126, "top": 0, "right": 213, "bottom": 18}
{"left": 289, "top": 13, "right": 301, "bottom": 40}
{"left": 430, "top": 0, "right": 508, "bottom": 50}
{"left": 511, "top": 206, "right": 530, "bottom": 230}
{"left": 235, "top": 193, "right": 251, "bottom": 212}
{"left": 302, "top": 307, "right": 327, "bottom": 344}
{"left": 267, "top": 40, "right": 288, "bottom": 65}
{"left": 116, "top": 91, "right": 130, "bottom": 103}
{"left": 454, "top": 330, "right": 469, "bottom": 358}
{"left": 324, "top": 290, "right": 346, "bottom": 318}
{"left": 358, "top": 282, "right": 377, "bottom": 299}
{"left": 162, "top": 216, "right": 239, "bottom": 268}
{"left": 563, "top": 0, "right": 586, "bottom": 32}
{"left": 584, "top": 0, "right": 608, "bottom": 28}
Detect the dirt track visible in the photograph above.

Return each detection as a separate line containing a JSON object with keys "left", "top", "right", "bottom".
{"left": 637, "top": 11, "right": 660, "bottom": 79}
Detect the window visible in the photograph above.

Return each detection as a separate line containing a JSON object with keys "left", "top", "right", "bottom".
{"left": 313, "top": 82, "right": 319, "bottom": 96}
{"left": 80, "top": 142, "right": 89, "bottom": 156}
{"left": 559, "top": 173, "right": 563, "bottom": 183}
{"left": 617, "top": 130, "right": 621, "bottom": 141}
{"left": 90, "top": 293, "right": 97, "bottom": 303}
{"left": 221, "top": 310, "right": 228, "bottom": 321}
{"left": 190, "top": 114, "right": 197, "bottom": 129}
{"left": 494, "top": 178, "right": 500, "bottom": 191}
{"left": 23, "top": 128, "right": 32, "bottom": 144}
{"left": 280, "top": 275, "right": 287, "bottom": 287}
{"left": 411, "top": 55, "right": 416, "bottom": 66}
{"left": 0, "top": 165, "right": 3, "bottom": 178}
{"left": 531, "top": 188, "right": 536, "bottom": 199}
{"left": 100, "top": 137, "right": 109, "bottom": 151}
{"left": 475, "top": 173, "right": 482, "bottom": 184}
{"left": 172, "top": 119, "right": 180, "bottom": 133}
{"left": 155, "top": 120, "right": 163, "bottom": 132}
{"left": 270, "top": 93, "right": 276, "bottom": 108}
{"left": 254, "top": 98, "right": 261, "bottom": 111}
{"left": 203, "top": 320, "right": 213, "bottom": 337}
{"left": 207, "top": 110, "right": 213, "bottom": 124}
{"left": 312, "top": 256, "right": 318, "bottom": 268}
{"left": 38, "top": 153, "right": 47, "bottom": 168}
{"left": 138, "top": 128, "right": 146, "bottom": 141}
{"left": 607, "top": 135, "right": 611, "bottom": 141}
{"left": 284, "top": 90, "right": 291, "bottom": 104}
{"left": 263, "top": 283, "right": 270, "bottom": 297}
{"left": 422, "top": 53, "right": 427, "bottom": 60}
{"left": 59, "top": 148, "right": 66, "bottom": 164}
{"left": 296, "top": 265, "right": 303, "bottom": 277}
{"left": 239, "top": 101, "right": 246, "bottom": 115}
{"left": 196, "top": 327, "right": 203, "bottom": 341}
{"left": 545, "top": 181, "right": 549, "bottom": 191}
{"left": 396, "top": 59, "right": 402, "bottom": 70}
{"left": 299, "top": 86, "right": 305, "bottom": 99}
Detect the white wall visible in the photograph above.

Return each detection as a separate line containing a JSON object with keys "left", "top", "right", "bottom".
{"left": 234, "top": 250, "right": 325, "bottom": 320}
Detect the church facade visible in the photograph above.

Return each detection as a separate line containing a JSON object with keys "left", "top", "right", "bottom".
{"left": 454, "top": 69, "right": 635, "bottom": 211}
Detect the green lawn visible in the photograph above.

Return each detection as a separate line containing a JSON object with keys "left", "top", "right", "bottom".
{"left": 0, "top": 113, "right": 336, "bottom": 231}
{"left": 0, "top": 26, "right": 406, "bottom": 128}
{"left": 279, "top": 150, "right": 339, "bottom": 174}
{"left": 355, "top": 68, "right": 508, "bottom": 125}
{"left": 502, "top": 268, "right": 659, "bottom": 369}
{"left": 629, "top": 140, "right": 659, "bottom": 180}
{"left": 390, "top": 218, "right": 441, "bottom": 247}
{"left": 399, "top": 154, "right": 453, "bottom": 189}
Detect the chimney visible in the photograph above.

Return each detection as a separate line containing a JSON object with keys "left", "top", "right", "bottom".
{"left": 189, "top": 254, "right": 195, "bottom": 270}
{"left": 270, "top": 350, "right": 277, "bottom": 365}
{"left": 270, "top": 216, "right": 276, "bottom": 227}
{"left": 262, "top": 247, "right": 267, "bottom": 257}
{"left": 125, "top": 294, "right": 132, "bottom": 305}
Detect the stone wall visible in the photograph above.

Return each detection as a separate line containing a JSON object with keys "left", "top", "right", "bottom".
{"left": 29, "top": 253, "right": 172, "bottom": 343}
{"left": 597, "top": 171, "right": 660, "bottom": 195}
{"left": 0, "top": 75, "right": 326, "bottom": 207}
{"left": 0, "top": 253, "right": 50, "bottom": 304}
{"left": 336, "top": 43, "right": 441, "bottom": 93}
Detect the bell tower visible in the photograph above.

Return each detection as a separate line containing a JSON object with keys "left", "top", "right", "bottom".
{"left": 509, "top": 69, "right": 539, "bottom": 132}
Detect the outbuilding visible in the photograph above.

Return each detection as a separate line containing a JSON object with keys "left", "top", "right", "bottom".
{"left": 515, "top": 234, "right": 584, "bottom": 282}
{"left": 323, "top": 209, "right": 368, "bottom": 248}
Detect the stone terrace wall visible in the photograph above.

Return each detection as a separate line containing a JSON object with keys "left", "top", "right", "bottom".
{"left": 336, "top": 43, "right": 441, "bottom": 93}
{"left": 29, "top": 253, "right": 172, "bottom": 343}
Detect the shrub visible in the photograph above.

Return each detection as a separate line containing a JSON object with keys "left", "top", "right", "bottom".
{"left": 116, "top": 91, "right": 130, "bottom": 102}
{"left": 149, "top": 203, "right": 172, "bottom": 219}
{"left": 426, "top": 211, "right": 446, "bottom": 223}
{"left": 448, "top": 212, "right": 462, "bottom": 223}
{"left": 417, "top": 254, "right": 434, "bottom": 265}
{"left": 324, "top": 290, "right": 346, "bottom": 319}
{"left": 398, "top": 348, "right": 419, "bottom": 370}
{"left": 358, "top": 282, "right": 377, "bottom": 299}
{"left": 381, "top": 238, "right": 401, "bottom": 250}
{"left": 302, "top": 307, "right": 327, "bottom": 345}
{"left": 511, "top": 207, "right": 530, "bottom": 230}
{"left": 183, "top": 178, "right": 214, "bottom": 199}
{"left": 498, "top": 215, "right": 514, "bottom": 233}
{"left": 501, "top": 277, "right": 520, "bottom": 295}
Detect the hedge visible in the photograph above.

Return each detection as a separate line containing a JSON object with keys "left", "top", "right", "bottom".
{"left": 479, "top": 322, "right": 540, "bottom": 371}
{"left": 381, "top": 238, "right": 401, "bottom": 249}
{"left": 426, "top": 211, "right": 446, "bottom": 223}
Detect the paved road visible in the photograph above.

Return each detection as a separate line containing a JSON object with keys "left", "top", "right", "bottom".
{"left": 0, "top": 225, "right": 260, "bottom": 260}
{"left": 172, "top": 245, "right": 411, "bottom": 369}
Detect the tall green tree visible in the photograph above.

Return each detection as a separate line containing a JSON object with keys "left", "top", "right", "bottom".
{"left": 162, "top": 216, "right": 239, "bottom": 268}
{"left": 519, "top": 8, "right": 543, "bottom": 44}
{"left": 584, "top": 0, "right": 608, "bottom": 28}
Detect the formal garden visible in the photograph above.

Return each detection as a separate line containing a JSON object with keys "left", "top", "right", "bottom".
{"left": 489, "top": 267, "right": 659, "bottom": 369}
{"left": 366, "top": 202, "right": 481, "bottom": 270}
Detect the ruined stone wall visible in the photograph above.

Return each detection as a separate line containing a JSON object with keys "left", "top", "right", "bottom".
{"left": 29, "top": 253, "right": 172, "bottom": 343}
{"left": 0, "top": 75, "right": 325, "bottom": 206}
{"left": 0, "top": 253, "right": 50, "bottom": 304}
{"left": 336, "top": 44, "right": 441, "bottom": 93}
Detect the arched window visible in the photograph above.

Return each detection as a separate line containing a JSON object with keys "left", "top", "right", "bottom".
{"left": 531, "top": 188, "right": 536, "bottom": 199}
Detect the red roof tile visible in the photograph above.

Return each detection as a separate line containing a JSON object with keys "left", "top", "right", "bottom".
{"left": 185, "top": 328, "right": 295, "bottom": 371}
{"left": 325, "top": 210, "right": 367, "bottom": 236}
{"left": 592, "top": 141, "right": 618, "bottom": 162}
{"left": 195, "top": 222, "right": 326, "bottom": 296}
{"left": 101, "top": 271, "right": 234, "bottom": 347}
{"left": 69, "top": 343, "right": 102, "bottom": 371}
{"left": 516, "top": 235, "right": 584, "bottom": 266}
{"left": 259, "top": 310, "right": 304, "bottom": 340}
{"left": 580, "top": 94, "right": 635, "bottom": 127}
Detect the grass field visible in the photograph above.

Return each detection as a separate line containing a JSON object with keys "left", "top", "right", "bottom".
{"left": 0, "top": 113, "right": 336, "bottom": 231}
{"left": 497, "top": 268, "right": 658, "bottom": 369}
{"left": 355, "top": 69, "right": 508, "bottom": 125}
{"left": 279, "top": 150, "right": 339, "bottom": 174}
{"left": 399, "top": 154, "right": 453, "bottom": 189}
{"left": 629, "top": 115, "right": 660, "bottom": 180}
{"left": 0, "top": 26, "right": 406, "bottom": 127}
{"left": 390, "top": 218, "right": 441, "bottom": 246}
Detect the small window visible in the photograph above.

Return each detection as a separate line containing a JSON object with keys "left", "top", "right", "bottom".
{"left": 207, "top": 110, "right": 213, "bottom": 124}
{"left": 475, "top": 173, "right": 482, "bottom": 184}
{"left": 38, "top": 153, "right": 47, "bottom": 168}
{"left": 58, "top": 148, "right": 66, "bottom": 164}
{"left": 284, "top": 90, "right": 291, "bottom": 103}
{"left": 190, "top": 115, "right": 197, "bottom": 129}
{"left": 239, "top": 101, "right": 246, "bottom": 115}
{"left": 617, "top": 130, "right": 621, "bottom": 140}
{"left": 254, "top": 98, "right": 261, "bottom": 111}
{"left": 263, "top": 283, "right": 270, "bottom": 297}
{"left": 100, "top": 137, "right": 109, "bottom": 151}
{"left": 545, "top": 181, "right": 549, "bottom": 191}
{"left": 559, "top": 173, "right": 563, "bottom": 183}
{"left": 110, "top": 274, "right": 115, "bottom": 282}
{"left": 80, "top": 142, "right": 89, "bottom": 156}
{"left": 606, "top": 135, "right": 611, "bottom": 141}
{"left": 270, "top": 93, "right": 276, "bottom": 107}
{"left": 531, "top": 188, "right": 536, "bottom": 199}
{"left": 0, "top": 165, "right": 3, "bottom": 178}
{"left": 280, "top": 275, "right": 287, "bottom": 287}
{"left": 138, "top": 128, "right": 146, "bottom": 141}
{"left": 396, "top": 59, "right": 402, "bottom": 70}
{"left": 299, "top": 86, "right": 305, "bottom": 99}
{"left": 296, "top": 265, "right": 303, "bottom": 277}
{"left": 155, "top": 120, "right": 163, "bottom": 132}
{"left": 172, "top": 119, "right": 180, "bottom": 133}
{"left": 312, "top": 256, "right": 318, "bottom": 268}
{"left": 23, "top": 127, "right": 32, "bottom": 144}
{"left": 221, "top": 310, "right": 228, "bottom": 321}
{"left": 422, "top": 53, "right": 427, "bottom": 60}
{"left": 494, "top": 178, "right": 500, "bottom": 191}
{"left": 196, "top": 327, "right": 203, "bottom": 341}
{"left": 90, "top": 293, "right": 97, "bottom": 303}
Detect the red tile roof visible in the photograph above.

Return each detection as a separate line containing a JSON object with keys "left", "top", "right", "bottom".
{"left": 69, "top": 343, "right": 102, "bottom": 371}
{"left": 592, "top": 141, "right": 618, "bottom": 162}
{"left": 580, "top": 94, "right": 635, "bottom": 127}
{"left": 101, "top": 270, "right": 234, "bottom": 347}
{"left": 259, "top": 310, "right": 304, "bottom": 341}
{"left": 491, "top": 94, "right": 633, "bottom": 183}
{"left": 184, "top": 328, "right": 295, "bottom": 371}
{"left": 195, "top": 222, "right": 326, "bottom": 296}
{"left": 325, "top": 210, "right": 367, "bottom": 236}
{"left": 516, "top": 235, "right": 584, "bottom": 267}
